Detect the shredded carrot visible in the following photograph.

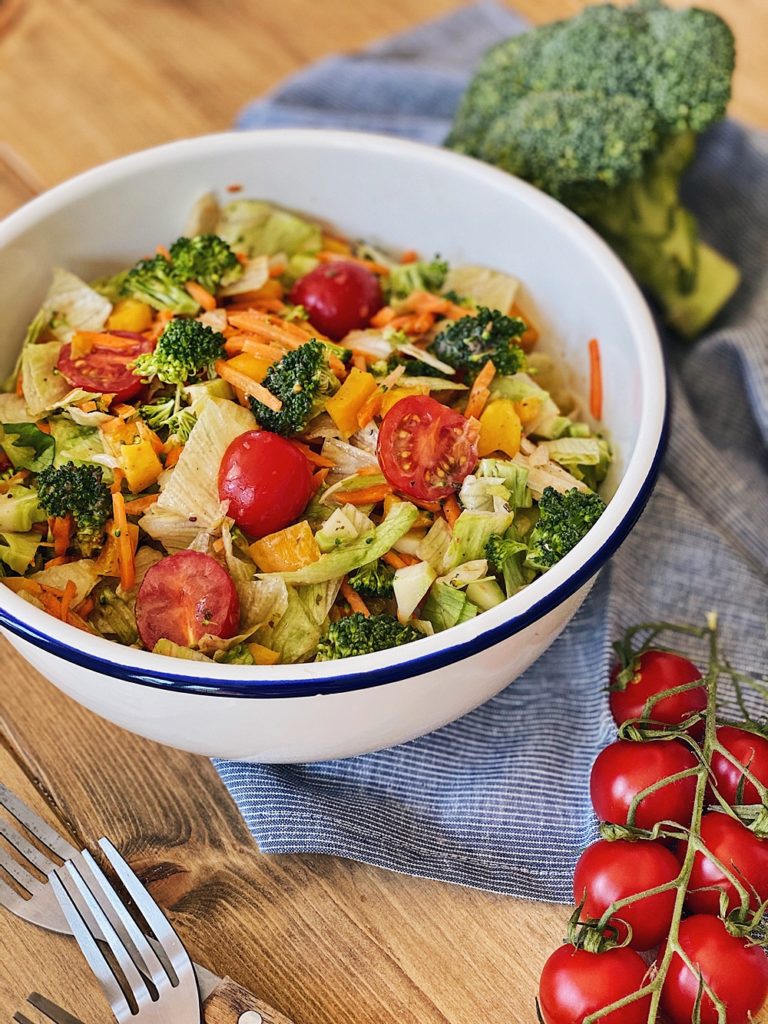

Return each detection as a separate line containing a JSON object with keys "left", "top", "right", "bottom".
{"left": 463, "top": 360, "right": 496, "bottom": 419}
{"left": 382, "top": 550, "right": 407, "bottom": 570}
{"left": 44, "top": 555, "right": 73, "bottom": 568}
{"left": 2, "top": 578, "right": 42, "bottom": 595}
{"left": 164, "top": 444, "right": 184, "bottom": 470}
{"left": 35, "top": 420, "right": 51, "bottom": 435}
{"left": 224, "top": 336, "right": 284, "bottom": 362}
{"left": 352, "top": 353, "right": 368, "bottom": 374}
{"left": 357, "top": 465, "right": 383, "bottom": 477}
{"left": 60, "top": 580, "right": 77, "bottom": 622}
{"left": 370, "top": 306, "right": 396, "bottom": 328}
{"left": 340, "top": 579, "right": 371, "bottom": 617}
{"left": 289, "top": 441, "right": 335, "bottom": 468}
{"left": 135, "top": 419, "right": 165, "bottom": 454}
{"left": 38, "top": 582, "right": 67, "bottom": 598}
{"left": 71, "top": 331, "right": 146, "bottom": 357}
{"left": 124, "top": 493, "right": 160, "bottom": 515}
{"left": 50, "top": 515, "right": 73, "bottom": 558}
{"left": 110, "top": 468, "right": 125, "bottom": 494}
{"left": 356, "top": 389, "right": 383, "bottom": 429}
{"left": 215, "top": 359, "right": 282, "bottom": 412}
{"left": 317, "top": 251, "right": 390, "bottom": 276}
{"left": 509, "top": 302, "right": 539, "bottom": 350}
{"left": 588, "top": 338, "right": 603, "bottom": 421}
{"left": 15, "top": 370, "right": 24, "bottom": 397}
{"left": 40, "top": 591, "right": 62, "bottom": 618}
{"left": 111, "top": 490, "right": 135, "bottom": 592}
{"left": 185, "top": 280, "right": 217, "bottom": 311}
{"left": 74, "top": 596, "right": 94, "bottom": 618}
{"left": 444, "top": 495, "right": 461, "bottom": 528}
{"left": 399, "top": 249, "right": 419, "bottom": 264}
{"left": 395, "top": 550, "right": 420, "bottom": 566}
{"left": 332, "top": 483, "right": 392, "bottom": 505}
{"left": 0, "top": 469, "right": 30, "bottom": 493}
{"left": 156, "top": 244, "right": 171, "bottom": 261}
{"left": 389, "top": 312, "right": 435, "bottom": 336}
{"left": 268, "top": 261, "right": 287, "bottom": 278}
{"left": 310, "top": 467, "right": 330, "bottom": 493}
{"left": 401, "top": 495, "right": 441, "bottom": 513}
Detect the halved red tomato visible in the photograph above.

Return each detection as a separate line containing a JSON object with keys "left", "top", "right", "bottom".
{"left": 377, "top": 395, "right": 478, "bottom": 500}
{"left": 57, "top": 330, "right": 154, "bottom": 403}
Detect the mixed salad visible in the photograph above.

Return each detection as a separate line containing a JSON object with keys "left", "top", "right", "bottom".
{"left": 0, "top": 196, "right": 610, "bottom": 664}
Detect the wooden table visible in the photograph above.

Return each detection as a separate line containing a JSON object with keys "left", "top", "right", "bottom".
{"left": 0, "top": 2, "right": 765, "bottom": 1021}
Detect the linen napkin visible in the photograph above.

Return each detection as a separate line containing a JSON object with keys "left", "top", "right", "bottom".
{"left": 215, "top": 2, "right": 768, "bottom": 902}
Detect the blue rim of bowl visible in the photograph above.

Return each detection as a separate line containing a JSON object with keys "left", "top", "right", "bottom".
{"left": 0, "top": 401, "right": 669, "bottom": 698}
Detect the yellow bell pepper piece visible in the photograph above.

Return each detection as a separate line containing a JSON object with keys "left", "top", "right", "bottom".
{"left": 325, "top": 367, "right": 378, "bottom": 436}
{"left": 247, "top": 642, "right": 281, "bottom": 665}
{"left": 380, "top": 385, "right": 429, "bottom": 417}
{"left": 478, "top": 399, "right": 522, "bottom": 458}
{"left": 101, "top": 419, "right": 164, "bottom": 494}
{"left": 249, "top": 520, "right": 321, "bottom": 573}
{"left": 225, "top": 352, "right": 273, "bottom": 382}
{"left": 107, "top": 299, "right": 153, "bottom": 333}
{"left": 515, "top": 396, "right": 541, "bottom": 426}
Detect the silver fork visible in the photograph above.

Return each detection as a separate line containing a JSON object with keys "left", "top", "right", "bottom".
{"left": 49, "top": 837, "right": 200, "bottom": 1023}
{"left": 13, "top": 992, "right": 85, "bottom": 1024}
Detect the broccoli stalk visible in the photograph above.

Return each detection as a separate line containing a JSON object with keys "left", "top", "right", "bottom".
{"left": 447, "top": 0, "right": 739, "bottom": 337}
{"left": 525, "top": 486, "right": 606, "bottom": 571}
{"left": 347, "top": 560, "right": 395, "bottom": 599}
{"left": 132, "top": 318, "right": 225, "bottom": 386}
{"left": 37, "top": 462, "right": 112, "bottom": 556}
{"left": 250, "top": 339, "right": 339, "bottom": 436}
{"left": 388, "top": 257, "right": 449, "bottom": 301}
{"left": 485, "top": 533, "right": 532, "bottom": 597}
{"left": 430, "top": 307, "right": 526, "bottom": 378}
{"left": 138, "top": 395, "right": 197, "bottom": 442}
{"left": 316, "top": 612, "right": 421, "bottom": 661}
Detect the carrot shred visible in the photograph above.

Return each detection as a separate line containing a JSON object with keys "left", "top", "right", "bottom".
{"left": 35, "top": 420, "right": 51, "bottom": 435}
{"left": 40, "top": 591, "right": 62, "bottom": 618}
{"left": 352, "top": 353, "right": 368, "bottom": 373}
{"left": 15, "top": 370, "right": 24, "bottom": 397}
{"left": 111, "top": 490, "right": 135, "bottom": 592}
{"left": 464, "top": 359, "right": 496, "bottom": 419}
{"left": 589, "top": 338, "right": 603, "bottom": 420}
{"left": 400, "top": 495, "right": 441, "bottom": 513}
{"left": 444, "top": 495, "right": 461, "bottom": 528}
{"left": 164, "top": 444, "right": 184, "bottom": 470}
{"left": 66, "top": 610, "right": 95, "bottom": 633}
{"left": 60, "top": 580, "right": 77, "bottom": 622}
{"left": 395, "top": 550, "right": 420, "bottom": 566}
{"left": 310, "top": 467, "right": 330, "bottom": 493}
{"left": 0, "top": 469, "right": 30, "bottom": 493}
{"left": 357, "top": 390, "right": 383, "bottom": 429}
{"left": 289, "top": 441, "right": 335, "bottom": 468}
{"left": 357, "top": 465, "right": 383, "bottom": 477}
{"left": 400, "top": 249, "right": 419, "bottom": 264}
{"left": 340, "top": 579, "right": 371, "bottom": 618}
{"left": 370, "top": 306, "right": 396, "bottom": 328}
{"left": 185, "top": 280, "right": 217, "bottom": 311}
{"left": 123, "top": 493, "right": 160, "bottom": 514}
{"left": 44, "top": 555, "right": 73, "bottom": 568}
{"left": 156, "top": 244, "right": 171, "bottom": 261}
{"left": 509, "top": 302, "right": 539, "bottom": 350}
{"left": 2, "top": 578, "right": 42, "bottom": 595}
{"left": 382, "top": 550, "right": 407, "bottom": 570}
{"left": 50, "top": 515, "right": 73, "bottom": 557}
{"left": 74, "top": 596, "right": 94, "bottom": 618}
{"left": 215, "top": 359, "right": 282, "bottom": 412}
{"left": 332, "top": 483, "right": 392, "bottom": 505}
{"left": 317, "top": 251, "right": 390, "bottom": 276}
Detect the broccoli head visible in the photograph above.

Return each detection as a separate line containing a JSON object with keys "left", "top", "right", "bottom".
{"left": 373, "top": 353, "right": 452, "bottom": 380}
{"left": 138, "top": 396, "right": 197, "bottom": 442}
{"left": 347, "top": 560, "right": 395, "bottom": 599}
{"left": 525, "top": 486, "right": 606, "bottom": 571}
{"left": 446, "top": 0, "right": 739, "bottom": 337}
{"left": 168, "top": 234, "right": 241, "bottom": 294}
{"left": 388, "top": 257, "right": 449, "bottom": 301}
{"left": 37, "top": 461, "right": 111, "bottom": 556}
{"left": 430, "top": 307, "right": 526, "bottom": 378}
{"left": 316, "top": 612, "right": 421, "bottom": 661}
{"left": 249, "top": 339, "right": 339, "bottom": 436}
{"left": 485, "top": 533, "right": 532, "bottom": 597}
{"left": 132, "top": 318, "right": 224, "bottom": 386}
{"left": 120, "top": 255, "right": 200, "bottom": 315}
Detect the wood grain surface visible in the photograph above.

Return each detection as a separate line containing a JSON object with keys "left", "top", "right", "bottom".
{"left": 0, "top": 2, "right": 766, "bottom": 1022}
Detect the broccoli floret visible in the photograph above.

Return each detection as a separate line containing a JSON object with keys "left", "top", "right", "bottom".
{"left": 37, "top": 461, "right": 111, "bottom": 556}
{"left": 374, "top": 353, "right": 452, "bottom": 380}
{"left": 250, "top": 339, "right": 339, "bottom": 436}
{"left": 446, "top": 0, "right": 738, "bottom": 338}
{"left": 168, "top": 234, "right": 241, "bottom": 294}
{"left": 120, "top": 255, "right": 200, "bottom": 314}
{"left": 388, "top": 257, "right": 449, "bottom": 301}
{"left": 525, "top": 486, "right": 606, "bottom": 571}
{"left": 316, "top": 612, "right": 421, "bottom": 661}
{"left": 132, "top": 318, "right": 224, "bottom": 386}
{"left": 347, "top": 560, "right": 395, "bottom": 599}
{"left": 138, "top": 395, "right": 197, "bottom": 442}
{"left": 217, "top": 644, "right": 255, "bottom": 665}
{"left": 485, "top": 533, "right": 532, "bottom": 597}
{"left": 430, "top": 307, "right": 526, "bottom": 378}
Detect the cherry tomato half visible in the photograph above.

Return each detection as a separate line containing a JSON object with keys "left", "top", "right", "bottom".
{"left": 218, "top": 430, "right": 313, "bottom": 539}
{"left": 660, "top": 915, "right": 768, "bottom": 1024}
{"left": 57, "top": 330, "right": 153, "bottom": 403}
{"left": 609, "top": 650, "right": 705, "bottom": 733}
{"left": 711, "top": 725, "right": 768, "bottom": 806}
{"left": 136, "top": 550, "right": 240, "bottom": 651}
{"left": 290, "top": 261, "right": 383, "bottom": 340}
{"left": 589, "top": 739, "right": 698, "bottom": 831}
{"left": 573, "top": 838, "right": 680, "bottom": 950}
{"left": 377, "top": 395, "right": 479, "bottom": 501}
{"left": 682, "top": 811, "right": 768, "bottom": 915}
{"left": 538, "top": 944, "right": 651, "bottom": 1024}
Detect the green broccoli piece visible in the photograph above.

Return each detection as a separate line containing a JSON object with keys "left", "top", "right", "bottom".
{"left": 217, "top": 644, "right": 256, "bottom": 665}
{"left": 36, "top": 461, "right": 111, "bottom": 556}
{"left": 132, "top": 318, "right": 224, "bottom": 386}
{"left": 430, "top": 307, "right": 526, "bottom": 378}
{"left": 373, "top": 353, "right": 452, "bottom": 380}
{"left": 388, "top": 257, "right": 449, "bottom": 301}
{"left": 120, "top": 254, "right": 200, "bottom": 314}
{"left": 485, "top": 533, "right": 533, "bottom": 597}
{"left": 446, "top": 0, "right": 739, "bottom": 338}
{"left": 316, "top": 612, "right": 421, "bottom": 661}
{"left": 525, "top": 486, "right": 606, "bottom": 571}
{"left": 347, "top": 560, "right": 395, "bottom": 599}
{"left": 138, "top": 395, "right": 197, "bottom": 442}
{"left": 250, "top": 339, "right": 339, "bottom": 436}
{"left": 168, "top": 234, "right": 241, "bottom": 294}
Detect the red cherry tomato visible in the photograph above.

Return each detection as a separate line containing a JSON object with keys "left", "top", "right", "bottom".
{"left": 573, "top": 839, "right": 680, "bottom": 950}
{"left": 660, "top": 915, "right": 768, "bottom": 1024}
{"left": 609, "top": 650, "right": 705, "bottom": 732}
{"left": 538, "top": 944, "right": 651, "bottom": 1024}
{"left": 590, "top": 740, "right": 698, "bottom": 830}
{"left": 57, "top": 330, "right": 153, "bottom": 403}
{"left": 218, "top": 430, "right": 313, "bottom": 539}
{"left": 682, "top": 811, "right": 768, "bottom": 915}
{"left": 711, "top": 725, "right": 768, "bottom": 806}
{"left": 136, "top": 550, "right": 240, "bottom": 651}
{"left": 290, "top": 261, "right": 383, "bottom": 340}
{"left": 377, "top": 395, "right": 479, "bottom": 501}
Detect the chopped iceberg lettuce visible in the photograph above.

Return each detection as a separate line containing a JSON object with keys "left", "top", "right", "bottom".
{"left": 216, "top": 200, "right": 322, "bottom": 259}
{"left": 0, "top": 422, "right": 55, "bottom": 472}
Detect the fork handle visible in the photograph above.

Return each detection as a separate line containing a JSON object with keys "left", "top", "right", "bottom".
{"left": 204, "top": 977, "right": 296, "bottom": 1024}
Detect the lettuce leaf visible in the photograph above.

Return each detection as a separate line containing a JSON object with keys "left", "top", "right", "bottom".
{"left": 442, "top": 263, "right": 519, "bottom": 312}
{"left": 31, "top": 559, "right": 100, "bottom": 604}
{"left": 0, "top": 486, "right": 45, "bottom": 533}
{"left": 216, "top": 200, "right": 322, "bottom": 258}
{"left": 444, "top": 509, "right": 514, "bottom": 569}
{"left": 42, "top": 268, "right": 111, "bottom": 342}
{"left": 0, "top": 422, "right": 55, "bottom": 472}
{"left": 21, "top": 341, "right": 70, "bottom": 418}
{"left": 0, "top": 531, "right": 41, "bottom": 574}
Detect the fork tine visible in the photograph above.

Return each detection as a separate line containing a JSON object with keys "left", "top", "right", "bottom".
{"left": 26, "top": 993, "right": 87, "bottom": 1024}
{"left": 0, "top": 785, "right": 77, "bottom": 861}
{"left": 0, "top": 843, "right": 37, "bottom": 894}
{"left": 0, "top": 816, "right": 57, "bottom": 878}
{"left": 98, "top": 838, "right": 192, "bottom": 975}
{"left": 12, "top": 1014, "right": 35, "bottom": 1024}
{"left": 49, "top": 868, "right": 137, "bottom": 1022}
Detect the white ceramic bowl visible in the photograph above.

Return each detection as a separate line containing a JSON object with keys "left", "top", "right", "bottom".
{"left": 0, "top": 130, "right": 666, "bottom": 762}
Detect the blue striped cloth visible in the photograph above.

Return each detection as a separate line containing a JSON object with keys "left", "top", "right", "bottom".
{"left": 215, "top": 2, "right": 768, "bottom": 902}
